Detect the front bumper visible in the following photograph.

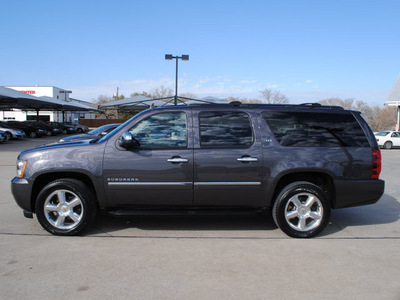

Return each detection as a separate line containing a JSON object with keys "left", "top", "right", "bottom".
{"left": 11, "top": 177, "right": 33, "bottom": 213}
{"left": 334, "top": 179, "right": 385, "bottom": 209}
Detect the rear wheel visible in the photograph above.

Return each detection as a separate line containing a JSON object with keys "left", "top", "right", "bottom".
{"left": 35, "top": 179, "right": 97, "bottom": 236}
{"left": 272, "top": 181, "right": 330, "bottom": 238}
{"left": 384, "top": 141, "right": 392, "bottom": 149}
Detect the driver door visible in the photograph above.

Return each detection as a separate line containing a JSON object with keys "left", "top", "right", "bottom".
{"left": 103, "top": 110, "right": 193, "bottom": 207}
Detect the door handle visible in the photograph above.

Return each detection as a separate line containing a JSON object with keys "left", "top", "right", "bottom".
{"left": 167, "top": 157, "right": 189, "bottom": 163}
{"left": 237, "top": 157, "right": 258, "bottom": 162}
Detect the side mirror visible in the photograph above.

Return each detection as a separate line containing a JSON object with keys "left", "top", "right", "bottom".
{"left": 118, "top": 132, "right": 140, "bottom": 149}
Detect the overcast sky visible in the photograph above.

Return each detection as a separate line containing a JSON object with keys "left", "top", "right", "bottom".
{"left": 1, "top": 0, "right": 399, "bottom": 105}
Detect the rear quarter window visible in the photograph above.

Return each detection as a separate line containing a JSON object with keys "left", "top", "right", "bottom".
{"left": 262, "top": 111, "right": 369, "bottom": 147}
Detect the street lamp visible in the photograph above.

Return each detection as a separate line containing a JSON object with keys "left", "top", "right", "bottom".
{"left": 165, "top": 54, "right": 189, "bottom": 105}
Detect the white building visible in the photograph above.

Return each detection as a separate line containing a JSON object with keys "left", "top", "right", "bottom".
{"left": 1, "top": 86, "right": 95, "bottom": 123}
{"left": 385, "top": 73, "right": 400, "bottom": 131}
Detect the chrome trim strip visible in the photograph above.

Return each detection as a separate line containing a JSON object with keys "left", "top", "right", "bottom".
{"left": 108, "top": 182, "right": 192, "bottom": 186}
{"left": 194, "top": 182, "right": 261, "bottom": 186}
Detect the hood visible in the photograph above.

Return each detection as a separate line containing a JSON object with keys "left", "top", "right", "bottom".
{"left": 19, "top": 139, "right": 94, "bottom": 157}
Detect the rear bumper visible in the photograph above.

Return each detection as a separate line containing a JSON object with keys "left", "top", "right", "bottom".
{"left": 334, "top": 179, "right": 385, "bottom": 209}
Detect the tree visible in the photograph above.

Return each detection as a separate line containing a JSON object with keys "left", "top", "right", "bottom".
{"left": 150, "top": 86, "right": 174, "bottom": 98}
{"left": 318, "top": 97, "right": 397, "bottom": 132}
{"left": 259, "top": 89, "right": 289, "bottom": 104}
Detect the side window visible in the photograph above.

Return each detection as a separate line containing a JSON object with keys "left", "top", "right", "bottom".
{"left": 262, "top": 111, "right": 370, "bottom": 147}
{"left": 199, "top": 111, "right": 253, "bottom": 148}
{"left": 129, "top": 112, "right": 187, "bottom": 149}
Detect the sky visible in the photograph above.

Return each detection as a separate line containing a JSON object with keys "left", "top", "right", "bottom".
{"left": 1, "top": 0, "right": 399, "bottom": 105}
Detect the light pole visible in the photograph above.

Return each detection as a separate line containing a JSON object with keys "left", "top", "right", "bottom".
{"left": 59, "top": 90, "right": 72, "bottom": 122}
{"left": 165, "top": 54, "right": 189, "bottom": 105}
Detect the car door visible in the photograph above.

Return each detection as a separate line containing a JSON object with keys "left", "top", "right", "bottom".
{"left": 193, "top": 110, "right": 264, "bottom": 207}
{"left": 102, "top": 110, "right": 194, "bottom": 206}
{"left": 391, "top": 132, "right": 400, "bottom": 146}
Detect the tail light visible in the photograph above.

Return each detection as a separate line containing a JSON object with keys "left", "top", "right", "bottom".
{"left": 371, "top": 147, "right": 382, "bottom": 179}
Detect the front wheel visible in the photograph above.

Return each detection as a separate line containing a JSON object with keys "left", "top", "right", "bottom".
{"left": 272, "top": 182, "right": 331, "bottom": 238}
{"left": 35, "top": 179, "right": 97, "bottom": 235}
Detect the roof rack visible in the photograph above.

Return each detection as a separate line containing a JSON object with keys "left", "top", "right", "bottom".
{"left": 184, "top": 101, "right": 344, "bottom": 110}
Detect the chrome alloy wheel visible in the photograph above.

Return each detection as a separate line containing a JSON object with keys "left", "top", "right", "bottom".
{"left": 44, "top": 189, "right": 84, "bottom": 230}
{"left": 284, "top": 192, "right": 323, "bottom": 232}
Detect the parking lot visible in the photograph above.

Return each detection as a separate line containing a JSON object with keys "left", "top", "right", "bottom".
{"left": 1, "top": 135, "right": 399, "bottom": 299}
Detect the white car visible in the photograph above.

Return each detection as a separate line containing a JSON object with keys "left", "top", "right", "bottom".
{"left": 375, "top": 131, "right": 400, "bottom": 149}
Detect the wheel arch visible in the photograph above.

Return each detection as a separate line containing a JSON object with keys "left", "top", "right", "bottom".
{"left": 31, "top": 172, "right": 98, "bottom": 213}
{"left": 272, "top": 172, "right": 336, "bottom": 208}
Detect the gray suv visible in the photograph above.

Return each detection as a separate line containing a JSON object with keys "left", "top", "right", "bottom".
{"left": 11, "top": 103, "right": 385, "bottom": 238}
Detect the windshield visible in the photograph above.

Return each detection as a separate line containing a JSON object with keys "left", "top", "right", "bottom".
{"left": 375, "top": 131, "right": 390, "bottom": 136}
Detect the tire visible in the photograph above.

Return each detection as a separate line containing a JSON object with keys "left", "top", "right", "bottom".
{"left": 272, "top": 181, "right": 331, "bottom": 238}
{"left": 5, "top": 132, "right": 12, "bottom": 141}
{"left": 29, "top": 131, "right": 37, "bottom": 138}
{"left": 77, "top": 128, "right": 83, "bottom": 133}
{"left": 383, "top": 141, "right": 392, "bottom": 149}
{"left": 35, "top": 179, "right": 97, "bottom": 236}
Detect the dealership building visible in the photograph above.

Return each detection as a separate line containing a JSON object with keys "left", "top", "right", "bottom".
{"left": 1, "top": 86, "right": 95, "bottom": 122}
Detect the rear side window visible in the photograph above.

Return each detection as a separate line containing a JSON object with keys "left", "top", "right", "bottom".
{"left": 262, "top": 111, "right": 369, "bottom": 147}
{"left": 199, "top": 111, "right": 253, "bottom": 148}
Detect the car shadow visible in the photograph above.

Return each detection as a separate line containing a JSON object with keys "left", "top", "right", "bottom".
{"left": 320, "top": 193, "right": 400, "bottom": 237}
{"left": 86, "top": 193, "right": 399, "bottom": 238}
{"left": 88, "top": 214, "right": 278, "bottom": 237}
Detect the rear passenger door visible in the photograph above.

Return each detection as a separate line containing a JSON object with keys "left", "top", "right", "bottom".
{"left": 193, "top": 110, "right": 264, "bottom": 206}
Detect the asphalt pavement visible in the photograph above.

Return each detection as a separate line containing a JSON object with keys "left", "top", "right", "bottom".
{"left": 1, "top": 135, "right": 399, "bottom": 299}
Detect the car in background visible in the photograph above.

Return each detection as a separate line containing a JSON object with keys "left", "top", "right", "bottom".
{"left": 6, "top": 121, "right": 45, "bottom": 138}
{"left": 0, "top": 130, "right": 7, "bottom": 143}
{"left": 62, "top": 122, "right": 89, "bottom": 133}
{"left": 0, "top": 121, "right": 26, "bottom": 140}
{"left": 24, "top": 121, "right": 54, "bottom": 136}
{"left": 375, "top": 130, "right": 400, "bottom": 149}
{"left": 46, "top": 122, "right": 77, "bottom": 134}
{"left": 59, "top": 123, "right": 121, "bottom": 142}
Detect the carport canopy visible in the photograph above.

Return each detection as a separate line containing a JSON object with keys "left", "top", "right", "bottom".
{"left": 0, "top": 87, "right": 102, "bottom": 121}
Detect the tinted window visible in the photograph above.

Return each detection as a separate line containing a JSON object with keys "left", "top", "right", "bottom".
{"left": 199, "top": 111, "right": 253, "bottom": 148}
{"left": 129, "top": 112, "right": 187, "bottom": 149}
{"left": 262, "top": 111, "right": 369, "bottom": 147}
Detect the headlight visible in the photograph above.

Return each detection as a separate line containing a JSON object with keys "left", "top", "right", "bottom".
{"left": 17, "top": 160, "right": 27, "bottom": 178}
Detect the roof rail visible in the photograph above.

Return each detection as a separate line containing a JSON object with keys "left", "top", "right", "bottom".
{"left": 299, "top": 103, "right": 322, "bottom": 107}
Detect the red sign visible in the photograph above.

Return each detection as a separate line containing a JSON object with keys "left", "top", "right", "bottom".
{"left": 20, "top": 90, "right": 36, "bottom": 95}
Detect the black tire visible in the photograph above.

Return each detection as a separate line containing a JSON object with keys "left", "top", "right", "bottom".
{"left": 5, "top": 132, "right": 12, "bottom": 141}
{"left": 29, "top": 131, "right": 37, "bottom": 138}
{"left": 384, "top": 141, "right": 392, "bottom": 149}
{"left": 35, "top": 179, "right": 97, "bottom": 236}
{"left": 77, "top": 128, "right": 83, "bottom": 133}
{"left": 272, "top": 181, "right": 331, "bottom": 238}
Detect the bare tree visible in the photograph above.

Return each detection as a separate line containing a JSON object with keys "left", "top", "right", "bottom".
{"left": 150, "top": 86, "right": 174, "bottom": 98}
{"left": 259, "top": 89, "right": 289, "bottom": 104}
{"left": 318, "top": 97, "right": 397, "bottom": 132}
